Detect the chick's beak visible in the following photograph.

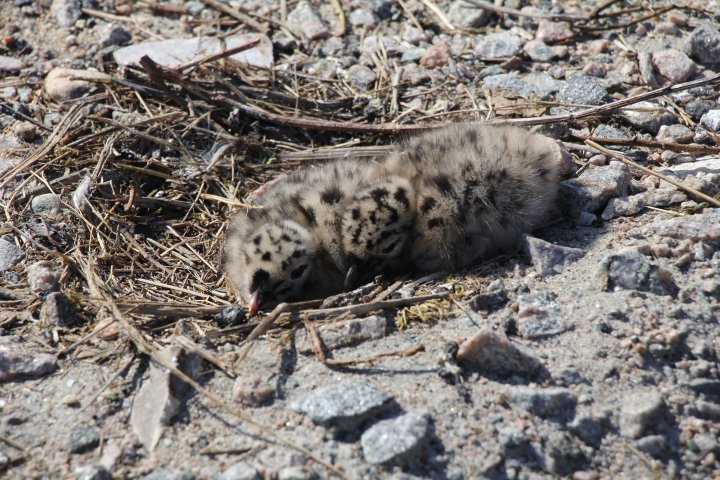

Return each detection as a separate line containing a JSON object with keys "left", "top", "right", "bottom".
{"left": 344, "top": 265, "right": 359, "bottom": 291}
{"left": 248, "top": 289, "right": 262, "bottom": 317}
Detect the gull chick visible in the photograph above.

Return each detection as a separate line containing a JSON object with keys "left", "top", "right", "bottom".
{"left": 224, "top": 159, "right": 377, "bottom": 314}
{"left": 341, "top": 123, "right": 565, "bottom": 280}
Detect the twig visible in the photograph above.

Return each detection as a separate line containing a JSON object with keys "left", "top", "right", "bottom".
{"left": 80, "top": 258, "right": 346, "bottom": 479}
{"left": 323, "top": 344, "right": 426, "bottom": 366}
{"left": 586, "top": 0, "right": 622, "bottom": 18}
{"left": 0, "top": 101, "right": 53, "bottom": 132}
{"left": 237, "top": 299, "right": 324, "bottom": 361}
{"left": 198, "top": 0, "right": 268, "bottom": 32}
{"left": 580, "top": 5, "right": 676, "bottom": 31}
{"left": 220, "top": 72, "right": 720, "bottom": 133}
{"left": 585, "top": 140, "right": 720, "bottom": 208}
{"left": 0, "top": 434, "right": 26, "bottom": 452}
{"left": 177, "top": 38, "right": 262, "bottom": 71}
{"left": 175, "top": 334, "right": 236, "bottom": 378}
{"left": 420, "top": 0, "right": 455, "bottom": 31}
{"left": 574, "top": 135, "right": 720, "bottom": 155}
{"left": 77, "top": 354, "right": 136, "bottom": 415}
{"left": 462, "top": 0, "right": 585, "bottom": 21}
{"left": 0, "top": 103, "right": 84, "bottom": 191}
{"left": 328, "top": 0, "right": 346, "bottom": 36}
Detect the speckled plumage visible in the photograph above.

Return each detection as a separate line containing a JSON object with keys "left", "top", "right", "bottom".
{"left": 225, "top": 123, "right": 565, "bottom": 310}
{"left": 340, "top": 123, "right": 564, "bottom": 279}
{"left": 223, "top": 158, "right": 378, "bottom": 310}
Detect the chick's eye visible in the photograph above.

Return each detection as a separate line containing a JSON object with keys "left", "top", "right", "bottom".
{"left": 250, "top": 269, "right": 270, "bottom": 291}
{"left": 381, "top": 239, "right": 399, "bottom": 254}
{"left": 290, "top": 264, "right": 308, "bottom": 279}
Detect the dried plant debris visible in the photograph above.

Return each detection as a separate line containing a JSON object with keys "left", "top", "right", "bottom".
{"left": 2, "top": 0, "right": 720, "bottom": 478}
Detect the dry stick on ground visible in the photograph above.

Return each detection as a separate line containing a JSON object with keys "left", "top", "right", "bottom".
{"left": 323, "top": 344, "right": 426, "bottom": 366}
{"left": 237, "top": 292, "right": 450, "bottom": 362}
{"left": 80, "top": 259, "right": 347, "bottom": 479}
{"left": 77, "top": 354, "right": 136, "bottom": 415}
{"left": 462, "top": 0, "right": 586, "bottom": 21}
{"left": 574, "top": 135, "right": 720, "bottom": 155}
{"left": 217, "top": 72, "right": 720, "bottom": 133}
{"left": 0, "top": 103, "right": 84, "bottom": 193}
{"left": 177, "top": 38, "right": 262, "bottom": 72}
{"left": 585, "top": 140, "right": 720, "bottom": 208}
{"left": 197, "top": 0, "right": 269, "bottom": 32}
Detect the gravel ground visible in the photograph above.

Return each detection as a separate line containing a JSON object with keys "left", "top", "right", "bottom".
{"left": 2, "top": 1, "right": 720, "bottom": 479}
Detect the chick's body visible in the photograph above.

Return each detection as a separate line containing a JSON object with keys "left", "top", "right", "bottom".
{"left": 341, "top": 124, "right": 564, "bottom": 276}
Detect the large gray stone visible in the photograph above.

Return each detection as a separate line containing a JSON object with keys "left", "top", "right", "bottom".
{"left": 557, "top": 73, "right": 611, "bottom": 106}
{"left": 360, "top": 412, "right": 431, "bottom": 465}
{"left": 597, "top": 248, "right": 678, "bottom": 296}
{"left": 690, "top": 24, "right": 720, "bottom": 64}
{"left": 619, "top": 390, "right": 665, "bottom": 438}
{"left": 292, "top": 382, "right": 393, "bottom": 429}
{"left": 559, "top": 161, "right": 631, "bottom": 218}
{"left": 510, "top": 387, "right": 577, "bottom": 419}
{"left": 473, "top": 32, "right": 522, "bottom": 59}
{"left": 113, "top": 34, "right": 273, "bottom": 70}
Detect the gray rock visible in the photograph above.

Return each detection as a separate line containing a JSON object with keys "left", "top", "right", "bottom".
{"left": 628, "top": 208, "right": 720, "bottom": 244}
{"left": 292, "top": 382, "right": 393, "bottom": 429}
{"left": 140, "top": 470, "right": 194, "bottom": 480}
{"left": 685, "top": 99, "right": 716, "bottom": 121}
{"left": 99, "top": 24, "right": 132, "bottom": 47}
{"left": 701, "top": 110, "right": 720, "bottom": 131}
{"left": 400, "top": 47, "right": 426, "bottom": 63}
{"left": 536, "top": 20, "right": 574, "bottom": 44}
{"left": 213, "top": 305, "right": 246, "bottom": 327}
{"left": 517, "top": 292, "right": 573, "bottom": 339}
{"left": 44, "top": 68, "right": 110, "bottom": 102}
{"left": 27, "top": 260, "right": 60, "bottom": 293}
{"left": 557, "top": 73, "right": 611, "bottom": 106}
{"left": 619, "top": 389, "right": 665, "bottom": 438}
{"left": 576, "top": 212, "right": 598, "bottom": 226}
{"left": 651, "top": 49, "right": 696, "bottom": 82}
{"left": 0, "top": 55, "right": 22, "bottom": 74}
{"left": 687, "top": 379, "right": 720, "bottom": 397}
{"left": 277, "top": 466, "right": 319, "bottom": 480}
{"left": 483, "top": 72, "right": 563, "bottom": 100}
{"left": 76, "top": 465, "right": 112, "bottom": 480}
{"left": 569, "top": 414, "right": 607, "bottom": 447}
{"left": 467, "top": 290, "right": 508, "bottom": 313}
{"left": 473, "top": 32, "right": 522, "bottom": 59}
{"left": 113, "top": 34, "right": 274, "bottom": 70}
{"left": 13, "top": 121, "right": 38, "bottom": 141}
{"left": 348, "top": 8, "right": 377, "bottom": 30}
{"left": 693, "top": 400, "right": 720, "bottom": 420}
{"left": 31, "top": 193, "right": 63, "bottom": 216}
{"left": 509, "top": 386, "right": 577, "bottom": 419}
{"left": 51, "top": 0, "right": 81, "bottom": 27}
{"left": 621, "top": 101, "right": 677, "bottom": 134}
{"left": 559, "top": 161, "right": 631, "bottom": 217}
{"left": 524, "top": 235, "right": 584, "bottom": 276}
{"left": 598, "top": 248, "right": 678, "bottom": 296}
{"left": 0, "top": 337, "right": 58, "bottom": 382}
{"left": 218, "top": 462, "right": 260, "bottom": 480}
{"left": 344, "top": 64, "right": 376, "bottom": 90}
{"left": 295, "top": 315, "right": 388, "bottom": 354}
{"left": 43, "top": 291, "right": 78, "bottom": 326}
{"left": 523, "top": 40, "right": 555, "bottom": 62}
{"left": 593, "top": 124, "right": 629, "bottom": 150}
{"left": 601, "top": 189, "right": 687, "bottom": 220}
{"left": 691, "top": 432, "right": 720, "bottom": 454}
{"left": 543, "top": 431, "right": 587, "bottom": 475}
{"left": 690, "top": 24, "right": 720, "bottom": 64}
{"left": 286, "top": 0, "right": 329, "bottom": 40}
{"left": 448, "top": 0, "right": 493, "bottom": 28}
{"left": 656, "top": 124, "right": 694, "bottom": 143}
{"left": 634, "top": 435, "right": 669, "bottom": 458}
{"left": 637, "top": 50, "right": 659, "bottom": 86}
{"left": 360, "top": 412, "right": 431, "bottom": 465}
{"left": 69, "top": 426, "right": 100, "bottom": 454}
{"left": 0, "top": 235, "right": 24, "bottom": 272}
{"left": 457, "top": 329, "right": 543, "bottom": 377}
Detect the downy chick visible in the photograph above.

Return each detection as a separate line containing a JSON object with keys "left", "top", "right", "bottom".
{"left": 340, "top": 123, "right": 564, "bottom": 281}
{"left": 224, "top": 158, "right": 377, "bottom": 314}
